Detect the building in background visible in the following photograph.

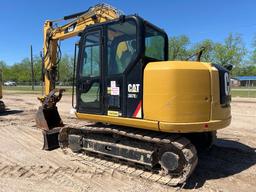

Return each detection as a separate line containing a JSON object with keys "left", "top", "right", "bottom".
{"left": 235, "top": 76, "right": 256, "bottom": 87}
{"left": 231, "top": 77, "right": 240, "bottom": 87}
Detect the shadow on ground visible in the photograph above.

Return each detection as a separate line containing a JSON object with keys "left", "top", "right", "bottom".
{"left": 0, "top": 109, "right": 23, "bottom": 116}
{"left": 185, "top": 139, "right": 256, "bottom": 189}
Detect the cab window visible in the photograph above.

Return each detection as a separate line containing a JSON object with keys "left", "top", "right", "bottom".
{"left": 145, "top": 25, "right": 165, "bottom": 60}
{"left": 80, "top": 31, "right": 100, "bottom": 77}
{"left": 107, "top": 20, "right": 137, "bottom": 75}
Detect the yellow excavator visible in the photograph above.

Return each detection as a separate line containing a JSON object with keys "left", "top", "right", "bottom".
{"left": 0, "top": 69, "right": 5, "bottom": 112}
{"left": 36, "top": 3, "right": 231, "bottom": 186}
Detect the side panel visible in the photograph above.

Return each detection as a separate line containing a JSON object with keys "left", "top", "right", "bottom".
{"left": 143, "top": 61, "right": 211, "bottom": 123}
{"left": 126, "top": 61, "right": 143, "bottom": 118}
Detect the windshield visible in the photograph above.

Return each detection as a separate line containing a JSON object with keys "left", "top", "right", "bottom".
{"left": 107, "top": 20, "right": 138, "bottom": 75}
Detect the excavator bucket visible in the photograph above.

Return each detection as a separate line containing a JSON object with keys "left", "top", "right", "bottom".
{"left": 36, "top": 106, "right": 64, "bottom": 150}
{"left": 36, "top": 106, "right": 63, "bottom": 131}
{"left": 42, "top": 128, "right": 61, "bottom": 150}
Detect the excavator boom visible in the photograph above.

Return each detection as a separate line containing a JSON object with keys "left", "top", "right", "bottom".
{"left": 42, "top": 3, "right": 122, "bottom": 96}
{"left": 36, "top": 4, "right": 122, "bottom": 131}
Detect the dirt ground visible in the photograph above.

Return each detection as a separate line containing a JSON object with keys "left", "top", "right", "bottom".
{"left": 0, "top": 93, "right": 255, "bottom": 192}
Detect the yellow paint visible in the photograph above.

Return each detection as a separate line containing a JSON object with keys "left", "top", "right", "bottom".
{"left": 144, "top": 61, "right": 211, "bottom": 123}
{"left": 159, "top": 117, "right": 231, "bottom": 133}
{"left": 143, "top": 61, "right": 231, "bottom": 132}
{"left": 76, "top": 112, "right": 231, "bottom": 133}
{"left": 116, "top": 41, "right": 128, "bottom": 58}
{"left": 76, "top": 113, "right": 159, "bottom": 131}
{"left": 107, "top": 87, "right": 111, "bottom": 94}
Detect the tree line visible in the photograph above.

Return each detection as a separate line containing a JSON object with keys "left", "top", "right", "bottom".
{"left": 0, "top": 33, "right": 256, "bottom": 84}
{"left": 169, "top": 33, "right": 256, "bottom": 76}
{"left": 0, "top": 55, "right": 74, "bottom": 85}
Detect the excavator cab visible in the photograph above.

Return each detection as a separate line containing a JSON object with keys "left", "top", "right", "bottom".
{"left": 76, "top": 16, "right": 168, "bottom": 118}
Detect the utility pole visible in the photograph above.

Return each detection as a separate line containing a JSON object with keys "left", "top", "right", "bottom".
{"left": 30, "top": 45, "right": 35, "bottom": 91}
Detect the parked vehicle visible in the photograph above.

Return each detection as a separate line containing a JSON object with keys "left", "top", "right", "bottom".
{"left": 4, "top": 81, "right": 17, "bottom": 86}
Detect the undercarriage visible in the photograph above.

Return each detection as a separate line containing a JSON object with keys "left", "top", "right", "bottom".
{"left": 43, "top": 123, "right": 200, "bottom": 186}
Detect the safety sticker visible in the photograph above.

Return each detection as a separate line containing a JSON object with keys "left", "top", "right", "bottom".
{"left": 107, "top": 87, "right": 111, "bottom": 94}
{"left": 109, "top": 80, "right": 120, "bottom": 95}
{"left": 107, "top": 110, "right": 120, "bottom": 117}
{"left": 111, "top": 87, "right": 120, "bottom": 96}
{"left": 111, "top": 81, "right": 116, "bottom": 88}
{"left": 133, "top": 101, "right": 142, "bottom": 118}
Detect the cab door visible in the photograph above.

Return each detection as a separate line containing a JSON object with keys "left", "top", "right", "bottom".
{"left": 77, "top": 28, "right": 103, "bottom": 114}
{"left": 105, "top": 19, "right": 139, "bottom": 117}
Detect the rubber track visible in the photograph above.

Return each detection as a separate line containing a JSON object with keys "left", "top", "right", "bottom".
{"left": 59, "top": 123, "right": 198, "bottom": 186}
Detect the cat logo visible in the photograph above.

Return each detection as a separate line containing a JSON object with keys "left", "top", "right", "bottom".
{"left": 64, "top": 22, "right": 77, "bottom": 34}
{"left": 128, "top": 84, "right": 140, "bottom": 93}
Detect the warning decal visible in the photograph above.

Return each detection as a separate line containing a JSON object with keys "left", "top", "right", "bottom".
{"left": 132, "top": 101, "right": 142, "bottom": 118}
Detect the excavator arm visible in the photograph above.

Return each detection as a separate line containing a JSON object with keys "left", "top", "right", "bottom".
{"left": 42, "top": 3, "right": 122, "bottom": 97}
{"left": 36, "top": 4, "right": 122, "bottom": 131}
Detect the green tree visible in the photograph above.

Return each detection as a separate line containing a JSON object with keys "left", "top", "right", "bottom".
{"left": 213, "top": 33, "right": 246, "bottom": 67}
{"left": 33, "top": 56, "right": 43, "bottom": 82}
{"left": 169, "top": 35, "right": 190, "bottom": 60}
{"left": 58, "top": 54, "right": 74, "bottom": 85}
{"left": 190, "top": 39, "right": 215, "bottom": 62}
{"left": 249, "top": 35, "right": 256, "bottom": 66}
{"left": 11, "top": 58, "right": 31, "bottom": 82}
{"left": 0, "top": 60, "right": 9, "bottom": 81}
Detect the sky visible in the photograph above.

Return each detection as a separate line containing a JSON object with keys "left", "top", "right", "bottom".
{"left": 1, "top": 0, "right": 256, "bottom": 65}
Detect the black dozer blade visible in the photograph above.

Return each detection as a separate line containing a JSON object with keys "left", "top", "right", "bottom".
{"left": 36, "top": 106, "right": 64, "bottom": 150}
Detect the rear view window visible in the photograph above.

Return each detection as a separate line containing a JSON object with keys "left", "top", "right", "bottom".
{"left": 145, "top": 25, "right": 165, "bottom": 60}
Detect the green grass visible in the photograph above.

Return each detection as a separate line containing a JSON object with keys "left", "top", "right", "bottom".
{"left": 3, "top": 85, "right": 256, "bottom": 98}
{"left": 231, "top": 89, "right": 256, "bottom": 98}
{"left": 3, "top": 86, "right": 73, "bottom": 94}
